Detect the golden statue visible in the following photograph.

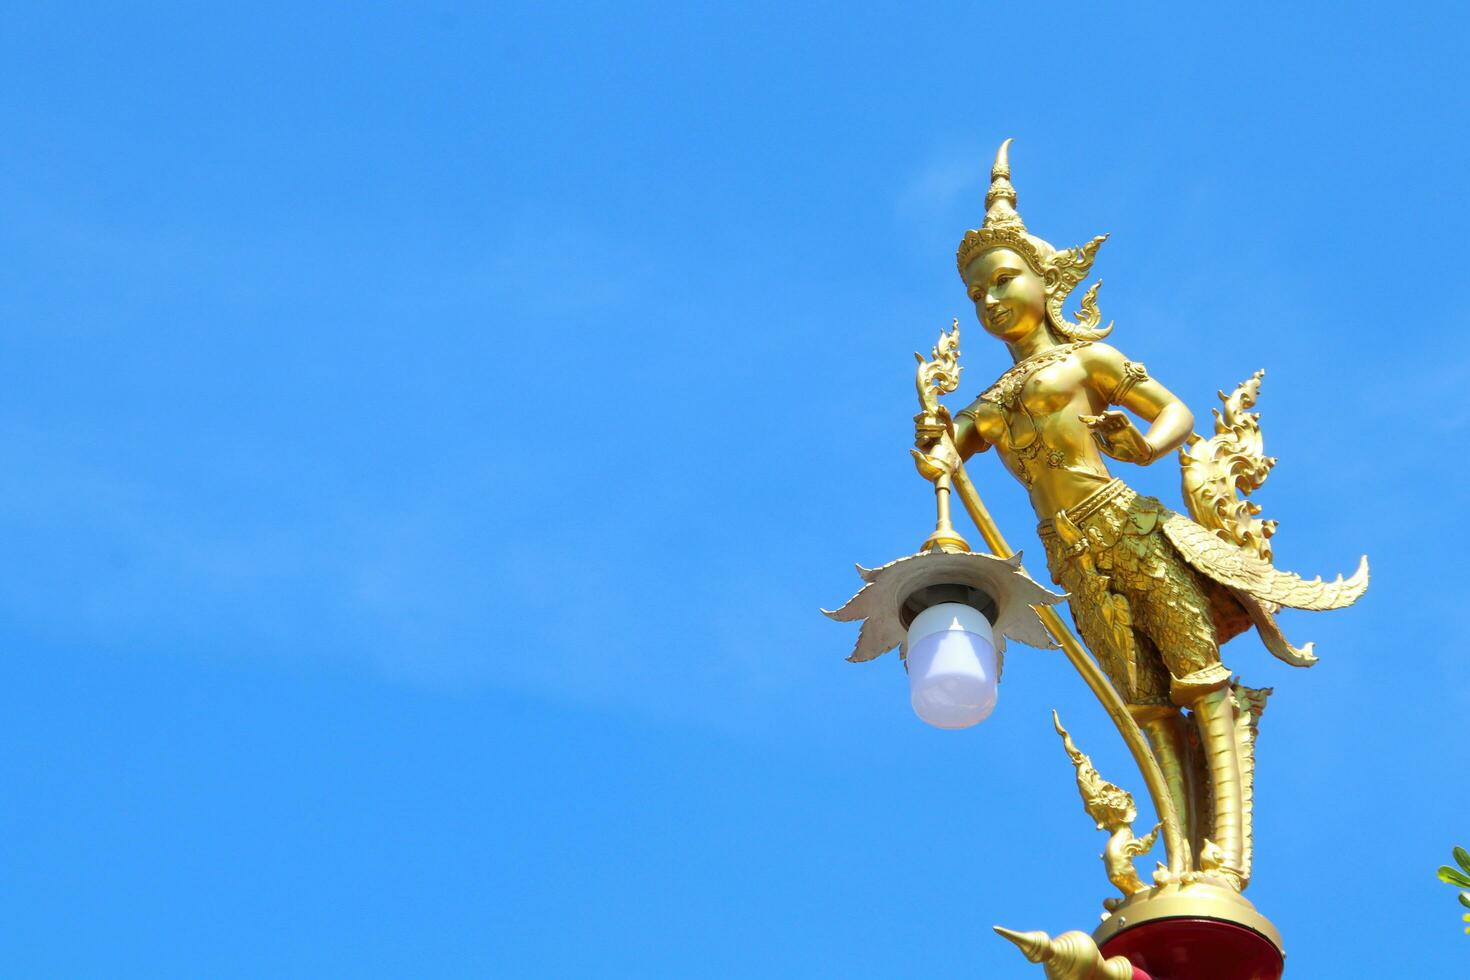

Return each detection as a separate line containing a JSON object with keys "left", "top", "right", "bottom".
{"left": 912, "top": 139, "right": 1367, "bottom": 904}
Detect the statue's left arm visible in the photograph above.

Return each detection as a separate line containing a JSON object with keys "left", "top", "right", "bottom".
{"left": 1078, "top": 343, "right": 1194, "bottom": 465}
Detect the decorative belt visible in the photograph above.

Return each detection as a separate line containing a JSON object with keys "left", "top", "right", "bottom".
{"left": 1036, "top": 479, "right": 1132, "bottom": 539}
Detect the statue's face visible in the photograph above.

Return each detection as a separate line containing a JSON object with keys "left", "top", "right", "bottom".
{"left": 964, "top": 248, "right": 1047, "bottom": 342}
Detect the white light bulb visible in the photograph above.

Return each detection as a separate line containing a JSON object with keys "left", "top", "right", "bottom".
{"left": 905, "top": 601, "right": 998, "bottom": 730}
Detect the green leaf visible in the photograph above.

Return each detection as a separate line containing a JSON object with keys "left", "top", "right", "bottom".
{"left": 1439, "top": 866, "right": 1470, "bottom": 888}
{"left": 1461, "top": 892, "right": 1470, "bottom": 909}
{"left": 1457, "top": 846, "right": 1470, "bottom": 875}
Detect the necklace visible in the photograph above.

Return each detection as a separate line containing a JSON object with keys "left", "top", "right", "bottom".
{"left": 980, "top": 341, "right": 1090, "bottom": 487}
{"left": 980, "top": 341, "right": 1090, "bottom": 410}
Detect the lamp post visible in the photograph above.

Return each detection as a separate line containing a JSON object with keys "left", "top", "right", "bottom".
{"left": 825, "top": 140, "right": 1369, "bottom": 980}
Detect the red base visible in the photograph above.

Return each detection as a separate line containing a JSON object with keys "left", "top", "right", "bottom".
{"left": 1100, "top": 917, "right": 1284, "bottom": 980}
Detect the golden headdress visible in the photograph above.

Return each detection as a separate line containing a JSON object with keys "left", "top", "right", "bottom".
{"left": 956, "top": 139, "right": 1114, "bottom": 341}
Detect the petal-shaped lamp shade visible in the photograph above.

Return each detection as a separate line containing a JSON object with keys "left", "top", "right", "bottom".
{"left": 906, "top": 601, "right": 998, "bottom": 730}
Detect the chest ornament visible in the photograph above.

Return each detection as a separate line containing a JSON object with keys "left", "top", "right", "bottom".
{"left": 980, "top": 342, "right": 1091, "bottom": 410}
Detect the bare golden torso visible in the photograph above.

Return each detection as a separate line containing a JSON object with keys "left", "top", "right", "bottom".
{"left": 965, "top": 343, "right": 1114, "bottom": 517}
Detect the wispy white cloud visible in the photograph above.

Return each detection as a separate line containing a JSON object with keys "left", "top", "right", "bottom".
{"left": 895, "top": 150, "right": 983, "bottom": 220}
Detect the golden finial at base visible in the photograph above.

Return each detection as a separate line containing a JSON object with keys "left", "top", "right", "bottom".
{"left": 993, "top": 927, "right": 1137, "bottom": 980}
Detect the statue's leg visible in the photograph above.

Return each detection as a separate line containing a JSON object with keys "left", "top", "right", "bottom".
{"left": 1114, "top": 506, "right": 1248, "bottom": 888}
{"left": 1173, "top": 670, "right": 1245, "bottom": 889}
{"left": 1185, "top": 720, "right": 1211, "bottom": 861}
{"left": 1128, "top": 702, "right": 1199, "bottom": 867}
{"left": 1231, "top": 682, "right": 1272, "bottom": 887}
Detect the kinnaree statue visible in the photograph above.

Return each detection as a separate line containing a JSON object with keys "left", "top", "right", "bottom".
{"left": 825, "top": 136, "right": 1368, "bottom": 975}
{"left": 913, "top": 139, "right": 1368, "bottom": 898}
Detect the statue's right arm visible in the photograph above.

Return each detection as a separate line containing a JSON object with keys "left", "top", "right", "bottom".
{"left": 953, "top": 399, "right": 992, "bottom": 462}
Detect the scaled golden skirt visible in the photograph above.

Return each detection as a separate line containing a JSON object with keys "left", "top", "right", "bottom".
{"left": 1037, "top": 480, "right": 1248, "bottom": 706}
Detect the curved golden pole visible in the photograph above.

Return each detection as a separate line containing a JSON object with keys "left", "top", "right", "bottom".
{"left": 951, "top": 465, "right": 1188, "bottom": 878}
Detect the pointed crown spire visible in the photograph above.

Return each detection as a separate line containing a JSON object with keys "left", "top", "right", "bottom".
{"left": 957, "top": 138, "right": 1047, "bottom": 275}
{"left": 983, "top": 138, "right": 1025, "bottom": 231}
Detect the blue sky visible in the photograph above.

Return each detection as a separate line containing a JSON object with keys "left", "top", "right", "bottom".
{"left": 1, "top": 2, "right": 1466, "bottom": 976}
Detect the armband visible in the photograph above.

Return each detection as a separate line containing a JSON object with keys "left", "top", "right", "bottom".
{"left": 1112, "top": 360, "right": 1149, "bottom": 403}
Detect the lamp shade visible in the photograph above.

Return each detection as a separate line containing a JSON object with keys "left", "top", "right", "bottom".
{"left": 905, "top": 601, "right": 998, "bottom": 729}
